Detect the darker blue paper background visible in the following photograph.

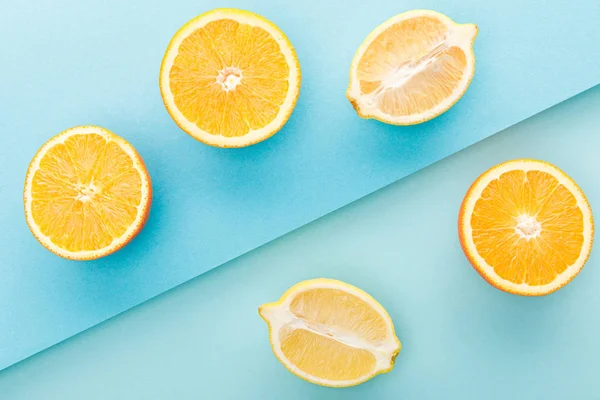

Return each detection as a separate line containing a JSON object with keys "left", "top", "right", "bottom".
{"left": 0, "top": 0, "right": 599, "bottom": 370}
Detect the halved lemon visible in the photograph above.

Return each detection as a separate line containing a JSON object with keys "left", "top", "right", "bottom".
{"left": 459, "top": 160, "right": 594, "bottom": 296}
{"left": 160, "top": 8, "right": 301, "bottom": 148}
{"left": 259, "top": 278, "right": 401, "bottom": 387}
{"left": 347, "top": 10, "right": 477, "bottom": 125}
{"left": 24, "top": 126, "right": 152, "bottom": 260}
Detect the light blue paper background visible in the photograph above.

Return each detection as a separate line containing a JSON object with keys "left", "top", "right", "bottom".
{"left": 1, "top": 86, "right": 599, "bottom": 399}
{"left": 0, "top": 0, "right": 599, "bottom": 371}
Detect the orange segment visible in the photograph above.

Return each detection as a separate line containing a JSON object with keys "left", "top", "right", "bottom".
{"left": 24, "top": 126, "right": 152, "bottom": 260}
{"left": 259, "top": 278, "right": 401, "bottom": 388}
{"left": 459, "top": 160, "right": 594, "bottom": 296}
{"left": 160, "top": 9, "right": 301, "bottom": 148}
{"left": 348, "top": 10, "right": 477, "bottom": 125}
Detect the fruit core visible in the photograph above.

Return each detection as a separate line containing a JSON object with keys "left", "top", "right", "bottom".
{"left": 217, "top": 66, "right": 243, "bottom": 91}
{"left": 76, "top": 182, "right": 100, "bottom": 202}
{"left": 515, "top": 214, "right": 542, "bottom": 240}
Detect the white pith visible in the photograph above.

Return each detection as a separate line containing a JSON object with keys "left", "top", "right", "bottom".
{"left": 347, "top": 10, "right": 477, "bottom": 124}
{"left": 515, "top": 214, "right": 542, "bottom": 240}
{"left": 261, "top": 280, "right": 401, "bottom": 387}
{"left": 160, "top": 9, "right": 300, "bottom": 147}
{"left": 461, "top": 160, "right": 594, "bottom": 295}
{"left": 217, "top": 66, "right": 243, "bottom": 92}
{"left": 24, "top": 126, "right": 151, "bottom": 260}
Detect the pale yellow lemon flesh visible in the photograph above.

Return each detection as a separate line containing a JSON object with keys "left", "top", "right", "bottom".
{"left": 348, "top": 10, "right": 477, "bottom": 125}
{"left": 259, "top": 278, "right": 401, "bottom": 387}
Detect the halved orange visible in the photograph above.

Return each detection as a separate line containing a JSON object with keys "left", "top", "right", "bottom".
{"left": 24, "top": 126, "right": 152, "bottom": 260}
{"left": 347, "top": 10, "right": 477, "bottom": 125}
{"left": 459, "top": 160, "right": 594, "bottom": 296}
{"left": 259, "top": 278, "right": 401, "bottom": 387}
{"left": 160, "top": 8, "right": 301, "bottom": 148}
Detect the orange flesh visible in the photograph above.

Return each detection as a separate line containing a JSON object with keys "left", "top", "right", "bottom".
{"left": 471, "top": 170, "right": 584, "bottom": 285}
{"left": 357, "top": 16, "right": 467, "bottom": 116}
{"left": 30, "top": 134, "right": 143, "bottom": 252}
{"left": 277, "top": 288, "right": 389, "bottom": 382}
{"left": 168, "top": 19, "right": 290, "bottom": 137}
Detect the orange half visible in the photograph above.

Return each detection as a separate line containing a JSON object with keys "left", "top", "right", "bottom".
{"left": 459, "top": 160, "right": 594, "bottom": 296}
{"left": 160, "top": 8, "right": 301, "bottom": 147}
{"left": 24, "top": 126, "right": 152, "bottom": 260}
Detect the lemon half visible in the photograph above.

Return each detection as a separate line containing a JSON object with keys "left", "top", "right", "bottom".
{"left": 259, "top": 278, "right": 401, "bottom": 387}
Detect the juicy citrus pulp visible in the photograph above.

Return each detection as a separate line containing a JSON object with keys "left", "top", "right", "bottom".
{"left": 160, "top": 8, "right": 301, "bottom": 147}
{"left": 347, "top": 10, "right": 477, "bottom": 125}
{"left": 459, "top": 159, "right": 594, "bottom": 296}
{"left": 24, "top": 126, "right": 152, "bottom": 260}
{"left": 259, "top": 278, "right": 401, "bottom": 387}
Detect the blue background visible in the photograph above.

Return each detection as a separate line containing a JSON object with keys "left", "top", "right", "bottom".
{"left": 0, "top": 87, "right": 598, "bottom": 399}
{"left": 1, "top": 0, "right": 599, "bottom": 372}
